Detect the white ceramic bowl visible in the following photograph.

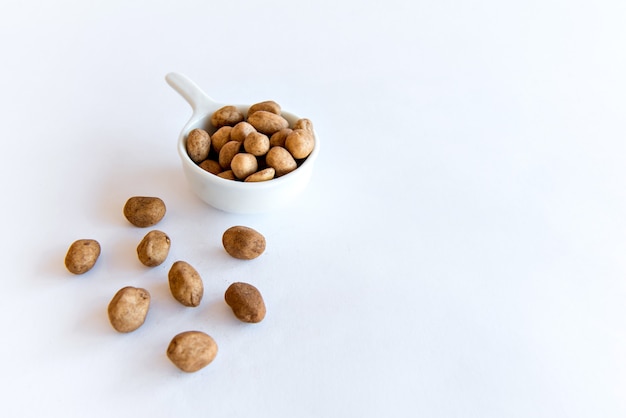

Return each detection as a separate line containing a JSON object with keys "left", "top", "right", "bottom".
{"left": 166, "top": 72, "right": 319, "bottom": 214}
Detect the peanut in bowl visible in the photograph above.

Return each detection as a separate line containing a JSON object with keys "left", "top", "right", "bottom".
{"left": 166, "top": 72, "right": 319, "bottom": 214}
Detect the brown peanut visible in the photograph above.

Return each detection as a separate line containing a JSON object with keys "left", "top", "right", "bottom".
{"left": 245, "top": 167, "right": 275, "bottom": 182}
{"left": 247, "top": 110, "right": 289, "bottom": 135}
{"left": 222, "top": 226, "right": 266, "bottom": 260}
{"left": 225, "top": 282, "right": 266, "bottom": 323}
{"left": 293, "top": 118, "right": 314, "bottom": 132}
{"left": 266, "top": 146, "right": 297, "bottom": 176}
{"left": 199, "top": 159, "right": 222, "bottom": 175}
{"left": 123, "top": 196, "right": 166, "bottom": 227}
{"left": 64, "top": 239, "right": 101, "bottom": 274}
{"left": 107, "top": 286, "right": 151, "bottom": 333}
{"left": 230, "top": 121, "right": 256, "bottom": 142}
{"left": 211, "top": 126, "right": 233, "bottom": 153}
{"left": 269, "top": 128, "right": 292, "bottom": 148}
{"left": 211, "top": 105, "right": 244, "bottom": 128}
{"left": 137, "top": 230, "right": 170, "bottom": 267}
{"left": 248, "top": 100, "right": 281, "bottom": 116}
{"left": 186, "top": 128, "right": 211, "bottom": 163}
{"left": 231, "top": 153, "right": 258, "bottom": 179}
{"left": 168, "top": 261, "right": 204, "bottom": 307}
{"left": 217, "top": 170, "right": 236, "bottom": 180}
{"left": 285, "top": 129, "right": 315, "bottom": 159}
{"left": 243, "top": 132, "right": 270, "bottom": 156}
{"left": 167, "top": 331, "right": 218, "bottom": 372}
{"left": 218, "top": 141, "right": 242, "bottom": 169}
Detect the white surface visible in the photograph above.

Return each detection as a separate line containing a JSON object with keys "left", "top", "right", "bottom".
{"left": 1, "top": 1, "right": 625, "bottom": 417}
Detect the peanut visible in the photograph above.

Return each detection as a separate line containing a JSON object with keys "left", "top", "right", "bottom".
{"left": 243, "top": 132, "right": 270, "bottom": 156}
{"left": 230, "top": 153, "right": 258, "bottom": 180}
{"left": 247, "top": 110, "right": 289, "bottom": 135}
{"left": 224, "top": 282, "right": 266, "bottom": 323}
{"left": 211, "top": 126, "right": 233, "bottom": 153}
{"left": 211, "top": 105, "right": 244, "bottom": 128}
{"left": 244, "top": 167, "right": 275, "bottom": 182}
{"left": 168, "top": 261, "right": 204, "bottom": 307}
{"left": 222, "top": 226, "right": 266, "bottom": 260}
{"left": 167, "top": 331, "right": 218, "bottom": 372}
{"left": 266, "top": 146, "right": 297, "bottom": 176}
{"left": 218, "top": 141, "right": 242, "bottom": 169}
{"left": 107, "top": 286, "right": 150, "bottom": 333}
{"left": 136, "top": 230, "right": 170, "bottom": 267}
{"left": 285, "top": 128, "right": 315, "bottom": 159}
{"left": 123, "top": 196, "right": 166, "bottom": 227}
{"left": 217, "top": 170, "right": 236, "bottom": 180}
{"left": 293, "top": 118, "right": 314, "bottom": 132}
{"left": 199, "top": 159, "right": 222, "bottom": 175}
{"left": 248, "top": 100, "right": 281, "bottom": 116}
{"left": 230, "top": 121, "right": 256, "bottom": 142}
{"left": 185, "top": 128, "right": 211, "bottom": 163}
{"left": 64, "top": 239, "right": 101, "bottom": 274}
{"left": 269, "top": 128, "right": 292, "bottom": 148}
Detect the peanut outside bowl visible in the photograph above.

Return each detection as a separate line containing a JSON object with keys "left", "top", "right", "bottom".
{"left": 165, "top": 72, "right": 319, "bottom": 214}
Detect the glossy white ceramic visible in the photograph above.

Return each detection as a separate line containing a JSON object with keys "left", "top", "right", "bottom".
{"left": 166, "top": 72, "right": 319, "bottom": 213}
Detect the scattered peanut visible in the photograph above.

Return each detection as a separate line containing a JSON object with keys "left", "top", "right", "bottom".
{"left": 65, "top": 239, "right": 101, "bottom": 274}
{"left": 167, "top": 331, "right": 218, "bottom": 372}
{"left": 107, "top": 286, "right": 151, "bottom": 333}
{"left": 137, "top": 230, "right": 170, "bottom": 267}
{"left": 222, "top": 226, "right": 266, "bottom": 260}
{"left": 225, "top": 282, "right": 266, "bottom": 323}
{"left": 168, "top": 261, "right": 204, "bottom": 307}
{"left": 123, "top": 196, "right": 166, "bottom": 227}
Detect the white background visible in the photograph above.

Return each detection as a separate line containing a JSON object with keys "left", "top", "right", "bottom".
{"left": 1, "top": 0, "right": 625, "bottom": 417}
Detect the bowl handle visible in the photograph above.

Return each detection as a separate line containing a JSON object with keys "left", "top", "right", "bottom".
{"left": 165, "top": 72, "right": 218, "bottom": 119}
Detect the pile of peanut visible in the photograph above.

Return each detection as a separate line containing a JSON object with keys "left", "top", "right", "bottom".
{"left": 186, "top": 101, "right": 315, "bottom": 181}
{"left": 64, "top": 196, "right": 267, "bottom": 373}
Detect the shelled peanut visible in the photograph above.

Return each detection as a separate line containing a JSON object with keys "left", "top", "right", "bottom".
{"left": 185, "top": 101, "right": 315, "bottom": 182}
